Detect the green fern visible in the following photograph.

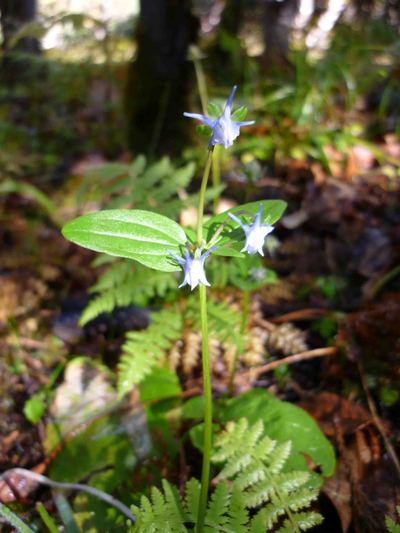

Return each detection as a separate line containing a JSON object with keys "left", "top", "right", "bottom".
{"left": 80, "top": 260, "right": 177, "bottom": 326}
{"left": 212, "top": 418, "right": 323, "bottom": 533}
{"left": 187, "top": 296, "right": 246, "bottom": 353}
{"left": 118, "top": 307, "right": 183, "bottom": 396}
{"left": 386, "top": 507, "right": 400, "bottom": 533}
{"left": 80, "top": 155, "right": 221, "bottom": 219}
{"left": 129, "top": 419, "right": 323, "bottom": 532}
{"left": 131, "top": 479, "right": 187, "bottom": 533}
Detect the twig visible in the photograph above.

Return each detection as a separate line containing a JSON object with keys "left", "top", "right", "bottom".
{"left": 241, "top": 346, "right": 337, "bottom": 380}
{"left": 0, "top": 469, "right": 136, "bottom": 523}
{"left": 357, "top": 362, "right": 400, "bottom": 477}
{"left": 269, "top": 308, "right": 330, "bottom": 324}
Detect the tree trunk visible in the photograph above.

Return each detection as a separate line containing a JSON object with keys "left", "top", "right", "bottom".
{"left": 125, "top": 0, "right": 199, "bottom": 156}
{"left": 0, "top": 0, "right": 40, "bottom": 53}
{"left": 262, "top": 0, "right": 299, "bottom": 68}
{"left": 211, "top": 0, "right": 247, "bottom": 85}
{"left": 0, "top": 0, "right": 41, "bottom": 84}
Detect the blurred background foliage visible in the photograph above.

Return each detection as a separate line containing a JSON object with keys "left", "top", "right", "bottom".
{"left": 0, "top": 0, "right": 399, "bottom": 180}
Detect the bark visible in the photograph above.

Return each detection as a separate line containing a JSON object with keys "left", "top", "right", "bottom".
{"left": 125, "top": 0, "right": 199, "bottom": 156}
{"left": 0, "top": 0, "right": 42, "bottom": 84}
{"left": 262, "top": 0, "right": 299, "bottom": 67}
{"left": 212, "top": 0, "right": 247, "bottom": 85}
{"left": 0, "top": 0, "right": 40, "bottom": 53}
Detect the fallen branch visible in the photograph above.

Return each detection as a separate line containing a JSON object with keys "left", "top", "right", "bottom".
{"left": 0, "top": 468, "right": 136, "bottom": 523}
{"left": 241, "top": 346, "right": 337, "bottom": 380}
{"left": 268, "top": 308, "right": 330, "bottom": 324}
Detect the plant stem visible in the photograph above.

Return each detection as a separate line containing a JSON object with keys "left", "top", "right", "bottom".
{"left": 195, "top": 149, "right": 214, "bottom": 533}
{"left": 196, "top": 283, "right": 212, "bottom": 533}
{"left": 191, "top": 56, "right": 221, "bottom": 215}
{"left": 212, "top": 145, "right": 222, "bottom": 214}
{"left": 197, "top": 150, "right": 213, "bottom": 246}
{"left": 193, "top": 56, "right": 208, "bottom": 114}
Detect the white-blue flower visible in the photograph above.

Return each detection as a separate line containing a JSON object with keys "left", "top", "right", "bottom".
{"left": 228, "top": 204, "right": 274, "bottom": 256}
{"left": 184, "top": 85, "right": 255, "bottom": 149}
{"left": 169, "top": 246, "right": 216, "bottom": 290}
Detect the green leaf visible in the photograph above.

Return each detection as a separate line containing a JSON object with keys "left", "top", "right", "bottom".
{"left": 85, "top": 162, "right": 129, "bottom": 181}
{"left": 53, "top": 493, "right": 80, "bottom": 533}
{"left": 0, "top": 179, "right": 57, "bottom": 219}
{"left": 197, "top": 124, "right": 213, "bottom": 137}
{"left": 220, "top": 390, "right": 336, "bottom": 482}
{"left": 119, "top": 308, "right": 183, "bottom": 395}
{"left": 0, "top": 503, "right": 33, "bottom": 532}
{"left": 23, "top": 391, "right": 46, "bottom": 424}
{"left": 182, "top": 396, "right": 204, "bottom": 420}
{"left": 232, "top": 106, "right": 248, "bottom": 121}
{"left": 37, "top": 502, "right": 59, "bottom": 533}
{"left": 139, "top": 367, "right": 182, "bottom": 403}
{"left": 48, "top": 415, "right": 137, "bottom": 491}
{"left": 62, "top": 209, "right": 186, "bottom": 272}
{"left": 204, "top": 200, "right": 287, "bottom": 254}
{"left": 207, "top": 101, "right": 222, "bottom": 117}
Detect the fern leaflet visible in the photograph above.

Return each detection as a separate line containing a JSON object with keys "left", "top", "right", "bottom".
{"left": 130, "top": 419, "right": 323, "bottom": 532}
{"left": 80, "top": 260, "right": 177, "bottom": 326}
{"left": 213, "top": 418, "right": 323, "bottom": 533}
{"left": 386, "top": 507, "right": 400, "bottom": 533}
{"left": 118, "top": 307, "right": 183, "bottom": 396}
{"left": 187, "top": 296, "right": 246, "bottom": 353}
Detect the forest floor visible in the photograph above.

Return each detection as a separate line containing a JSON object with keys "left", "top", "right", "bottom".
{"left": 0, "top": 134, "right": 400, "bottom": 532}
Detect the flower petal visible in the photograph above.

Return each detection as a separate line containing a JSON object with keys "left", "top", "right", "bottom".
{"left": 183, "top": 112, "right": 216, "bottom": 129}
{"left": 235, "top": 120, "right": 255, "bottom": 127}
{"left": 224, "top": 85, "right": 237, "bottom": 114}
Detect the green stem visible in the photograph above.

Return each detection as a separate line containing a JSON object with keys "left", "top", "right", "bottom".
{"left": 195, "top": 150, "right": 214, "bottom": 533}
{"left": 196, "top": 283, "right": 213, "bottom": 533}
{"left": 193, "top": 57, "right": 208, "bottom": 114}
{"left": 192, "top": 56, "right": 221, "bottom": 215}
{"left": 197, "top": 150, "right": 214, "bottom": 246}
{"left": 212, "top": 145, "right": 221, "bottom": 214}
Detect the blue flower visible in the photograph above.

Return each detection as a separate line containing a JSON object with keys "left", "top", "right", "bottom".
{"left": 184, "top": 85, "right": 255, "bottom": 149}
{"left": 169, "top": 246, "right": 217, "bottom": 290}
{"left": 228, "top": 204, "right": 274, "bottom": 256}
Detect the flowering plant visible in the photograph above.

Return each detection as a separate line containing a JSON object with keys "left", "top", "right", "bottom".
{"left": 61, "top": 87, "right": 330, "bottom": 532}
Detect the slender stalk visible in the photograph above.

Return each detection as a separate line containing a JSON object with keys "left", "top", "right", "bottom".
{"left": 197, "top": 150, "right": 214, "bottom": 245}
{"left": 193, "top": 56, "right": 208, "bottom": 114}
{"left": 212, "top": 145, "right": 221, "bottom": 214}
{"left": 196, "top": 284, "right": 213, "bottom": 533}
{"left": 191, "top": 56, "right": 221, "bottom": 215}
{"left": 195, "top": 149, "right": 214, "bottom": 533}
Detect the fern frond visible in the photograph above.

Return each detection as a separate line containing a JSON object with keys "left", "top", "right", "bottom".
{"left": 130, "top": 418, "right": 323, "bottom": 532}
{"left": 250, "top": 505, "right": 286, "bottom": 532}
{"left": 80, "top": 291, "right": 116, "bottom": 325}
{"left": 277, "top": 512, "right": 324, "bottom": 532}
{"left": 267, "top": 441, "right": 292, "bottom": 475}
{"left": 80, "top": 260, "right": 177, "bottom": 325}
{"left": 213, "top": 418, "right": 323, "bottom": 533}
{"left": 184, "top": 478, "right": 201, "bottom": 524}
{"left": 118, "top": 308, "right": 183, "bottom": 396}
{"left": 223, "top": 486, "right": 250, "bottom": 533}
{"left": 386, "top": 507, "right": 400, "bottom": 533}
{"left": 131, "top": 480, "right": 186, "bottom": 533}
{"left": 187, "top": 296, "right": 245, "bottom": 353}
{"left": 107, "top": 157, "right": 198, "bottom": 218}
{"left": 204, "top": 482, "right": 231, "bottom": 532}
{"left": 89, "top": 260, "right": 134, "bottom": 293}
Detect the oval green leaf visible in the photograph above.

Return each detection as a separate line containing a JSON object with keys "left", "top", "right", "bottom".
{"left": 62, "top": 209, "right": 186, "bottom": 272}
{"left": 221, "top": 389, "right": 336, "bottom": 483}
{"left": 204, "top": 199, "right": 287, "bottom": 255}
